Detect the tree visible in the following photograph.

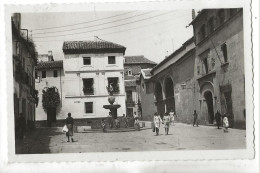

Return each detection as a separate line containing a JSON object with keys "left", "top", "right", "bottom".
{"left": 42, "top": 87, "right": 60, "bottom": 126}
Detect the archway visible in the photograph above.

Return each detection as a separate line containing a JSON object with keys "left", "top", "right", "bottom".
{"left": 204, "top": 91, "right": 214, "bottom": 124}
{"left": 155, "top": 82, "right": 164, "bottom": 118}
{"left": 164, "top": 77, "right": 175, "bottom": 113}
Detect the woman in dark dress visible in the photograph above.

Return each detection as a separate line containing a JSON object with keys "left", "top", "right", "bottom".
{"left": 215, "top": 110, "right": 222, "bottom": 129}
{"left": 65, "top": 113, "right": 74, "bottom": 142}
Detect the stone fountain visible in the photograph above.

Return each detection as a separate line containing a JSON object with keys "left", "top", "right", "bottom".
{"left": 103, "top": 83, "right": 121, "bottom": 119}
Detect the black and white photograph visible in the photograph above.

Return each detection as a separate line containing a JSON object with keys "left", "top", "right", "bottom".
{"left": 0, "top": 0, "right": 259, "bottom": 172}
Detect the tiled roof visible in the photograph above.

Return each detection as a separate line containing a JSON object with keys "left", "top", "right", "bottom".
{"left": 35, "top": 60, "right": 63, "bottom": 70}
{"left": 151, "top": 37, "right": 194, "bottom": 74}
{"left": 125, "top": 80, "right": 136, "bottom": 87}
{"left": 124, "top": 55, "right": 157, "bottom": 65}
{"left": 124, "top": 75, "right": 136, "bottom": 80}
{"left": 143, "top": 69, "right": 152, "bottom": 77}
{"left": 63, "top": 38, "right": 126, "bottom": 54}
{"left": 141, "top": 68, "right": 153, "bottom": 80}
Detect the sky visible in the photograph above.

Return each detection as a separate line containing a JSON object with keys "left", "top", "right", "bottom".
{"left": 21, "top": 10, "right": 194, "bottom": 63}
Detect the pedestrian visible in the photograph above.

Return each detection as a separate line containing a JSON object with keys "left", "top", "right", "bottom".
{"left": 223, "top": 113, "right": 229, "bottom": 133}
{"left": 115, "top": 118, "right": 120, "bottom": 129}
{"left": 122, "top": 114, "right": 128, "bottom": 128}
{"left": 215, "top": 110, "right": 222, "bottom": 129}
{"left": 134, "top": 112, "right": 139, "bottom": 123}
{"left": 101, "top": 119, "right": 106, "bottom": 132}
{"left": 65, "top": 113, "right": 74, "bottom": 142}
{"left": 16, "top": 113, "right": 26, "bottom": 140}
{"left": 163, "top": 113, "right": 171, "bottom": 135}
{"left": 169, "top": 109, "right": 175, "bottom": 126}
{"left": 153, "top": 112, "right": 162, "bottom": 136}
{"left": 193, "top": 110, "right": 199, "bottom": 127}
{"left": 107, "top": 111, "right": 113, "bottom": 128}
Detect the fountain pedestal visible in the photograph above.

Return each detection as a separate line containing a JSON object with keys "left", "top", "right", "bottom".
{"left": 103, "top": 104, "right": 121, "bottom": 119}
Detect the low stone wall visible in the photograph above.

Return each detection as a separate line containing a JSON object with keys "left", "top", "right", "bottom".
{"left": 35, "top": 118, "right": 92, "bottom": 127}
{"left": 35, "top": 117, "right": 136, "bottom": 129}
{"left": 91, "top": 117, "right": 135, "bottom": 129}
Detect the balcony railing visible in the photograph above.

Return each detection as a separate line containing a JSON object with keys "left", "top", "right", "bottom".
{"left": 83, "top": 88, "right": 94, "bottom": 95}
{"left": 126, "top": 100, "right": 135, "bottom": 107}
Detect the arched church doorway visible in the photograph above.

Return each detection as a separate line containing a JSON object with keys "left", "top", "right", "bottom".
{"left": 164, "top": 77, "right": 175, "bottom": 113}
{"left": 204, "top": 91, "right": 214, "bottom": 124}
{"left": 155, "top": 82, "right": 164, "bottom": 118}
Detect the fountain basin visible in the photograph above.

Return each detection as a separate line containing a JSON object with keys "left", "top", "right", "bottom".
{"left": 103, "top": 104, "right": 121, "bottom": 109}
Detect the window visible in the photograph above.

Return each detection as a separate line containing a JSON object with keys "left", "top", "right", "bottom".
{"left": 207, "top": 17, "right": 215, "bottom": 33}
{"left": 108, "top": 56, "right": 116, "bottom": 64}
{"left": 42, "top": 71, "right": 46, "bottom": 78}
{"left": 108, "top": 77, "right": 119, "bottom": 93}
{"left": 85, "top": 102, "right": 93, "bottom": 113}
{"left": 203, "top": 58, "right": 209, "bottom": 74}
{"left": 83, "top": 57, "right": 91, "bottom": 65}
{"left": 128, "top": 70, "right": 132, "bottom": 76}
{"left": 221, "top": 43, "right": 228, "bottom": 63}
{"left": 53, "top": 70, "right": 58, "bottom": 77}
{"left": 218, "top": 10, "right": 225, "bottom": 25}
{"left": 83, "top": 78, "right": 94, "bottom": 95}
{"left": 126, "top": 90, "right": 133, "bottom": 102}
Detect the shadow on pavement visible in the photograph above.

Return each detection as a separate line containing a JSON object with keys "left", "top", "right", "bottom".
{"left": 15, "top": 128, "right": 63, "bottom": 154}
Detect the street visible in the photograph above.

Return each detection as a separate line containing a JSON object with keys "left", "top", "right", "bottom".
{"left": 16, "top": 123, "right": 246, "bottom": 154}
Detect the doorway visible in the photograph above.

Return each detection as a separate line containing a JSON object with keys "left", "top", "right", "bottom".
{"left": 47, "top": 107, "right": 56, "bottom": 127}
{"left": 204, "top": 91, "right": 214, "bottom": 124}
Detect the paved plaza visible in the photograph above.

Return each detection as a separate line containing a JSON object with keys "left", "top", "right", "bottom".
{"left": 16, "top": 123, "right": 246, "bottom": 154}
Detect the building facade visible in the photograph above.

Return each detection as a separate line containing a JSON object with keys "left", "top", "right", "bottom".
{"left": 139, "top": 68, "right": 157, "bottom": 121}
{"left": 124, "top": 55, "right": 156, "bottom": 118}
{"left": 35, "top": 56, "right": 64, "bottom": 124}
{"left": 149, "top": 37, "right": 196, "bottom": 122}
{"left": 191, "top": 8, "right": 245, "bottom": 128}
{"left": 62, "top": 38, "right": 127, "bottom": 119}
{"left": 12, "top": 13, "right": 37, "bottom": 130}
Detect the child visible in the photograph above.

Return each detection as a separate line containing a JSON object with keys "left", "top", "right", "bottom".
{"left": 115, "top": 118, "right": 120, "bottom": 129}
{"left": 101, "top": 119, "right": 106, "bottom": 132}
{"left": 223, "top": 115, "right": 229, "bottom": 133}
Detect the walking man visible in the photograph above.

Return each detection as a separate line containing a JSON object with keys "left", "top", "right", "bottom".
{"left": 65, "top": 113, "right": 74, "bottom": 142}
{"left": 215, "top": 110, "right": 222, "bottom": 129}
{"left": 193, "top": 110, "right": 199, "bottom": 127}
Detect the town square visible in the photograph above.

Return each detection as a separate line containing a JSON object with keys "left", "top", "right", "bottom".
{"left": 11, "top": 8, "right": 247, "bottom": 154}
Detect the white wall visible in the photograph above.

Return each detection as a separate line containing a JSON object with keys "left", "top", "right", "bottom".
{"left": 35, "top": 68, "right": 64, "bottom": 121}
{"left": 64, "top": 53, "right": 124, "bottom": 72}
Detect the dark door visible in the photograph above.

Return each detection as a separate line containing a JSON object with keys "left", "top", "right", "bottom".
{"left": 204, "top": 91, "right": 214, "bottom": 124}
{"left": 47, "top": 108, "right": 56, "bottom": 127}
{"left": 127, "top": 108, "right": 133, "bottom": 117}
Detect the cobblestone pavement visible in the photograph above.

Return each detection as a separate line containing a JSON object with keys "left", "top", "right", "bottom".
{"left": 16, "top": 123, "right": 246, "bottom": 154}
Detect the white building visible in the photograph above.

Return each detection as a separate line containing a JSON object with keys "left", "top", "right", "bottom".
{"left": 62, "top": 38, "right": 127, "bottom": 119}
{"left": 35, "top": 58, "right": 64, "bottom": 124}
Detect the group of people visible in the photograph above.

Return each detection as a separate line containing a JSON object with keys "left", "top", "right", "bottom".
{"left": 153, "top": 109, "right": 230, "bottom": 136}
{"left": 215, "top": 110, "right": 230, "bottom": 132}
{"left": 193, "top": 110, "right": 230, "bottom": 132}
{"left": 153, "top": 109, "right": 176, "bottom": 136}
